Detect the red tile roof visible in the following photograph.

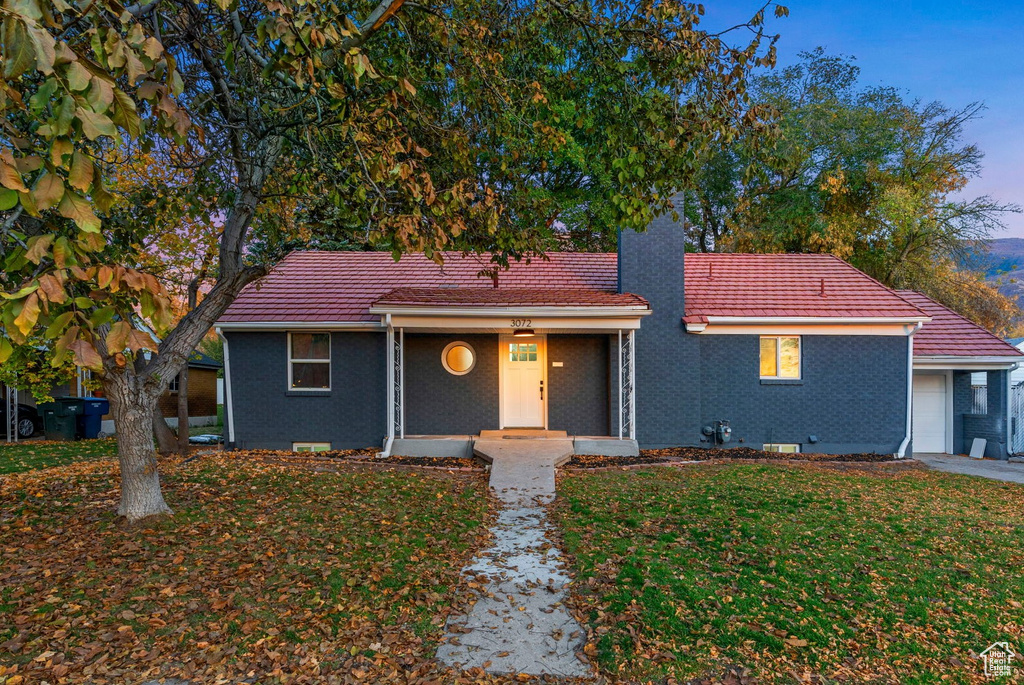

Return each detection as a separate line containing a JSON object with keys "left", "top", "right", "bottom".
{"left": 897, "top": 291, "right": 1023, "bottom": 358}
{"left": 220, "top": 251, "right": 619, "bottom": 323}
{"left": 683, "top": 253, "right": 927, "bottom": 322}
{"left": 218, "top": 250, "right": 931, "bottom": 325}
{"left": 372, "top": 287, "right": 647, "bottom": 309}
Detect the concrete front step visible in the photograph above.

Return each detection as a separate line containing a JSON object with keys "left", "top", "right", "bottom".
{"left": 477, "top": 429, "right": 568, "bottom": 439}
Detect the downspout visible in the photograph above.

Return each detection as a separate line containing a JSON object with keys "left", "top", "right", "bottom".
{"left": 896, "top": 322, "right": 923, "bottom": 459}
{"left": 379, "top": 313, "right": 395, "bottom": 458}
{"left": 215, "top": 327, "right": 236, "bottom": 449}
{"left": 1007, "top": 363, "right": 1018, "bottom": 456}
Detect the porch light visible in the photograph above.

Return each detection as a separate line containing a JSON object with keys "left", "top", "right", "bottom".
{"left": 512, "top": 328, "right": 535, "bottom": 337}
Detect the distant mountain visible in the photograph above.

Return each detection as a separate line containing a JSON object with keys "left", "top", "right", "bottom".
{"left": 968, "top": 238, "right": 1024, "bottom": 302}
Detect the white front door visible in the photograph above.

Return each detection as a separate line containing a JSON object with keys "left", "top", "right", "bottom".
{"left": 501, "top": 336, "right": 546, "bottom": 428}
{"left": 913, "top": 373, "right": 948, "bottom": 453}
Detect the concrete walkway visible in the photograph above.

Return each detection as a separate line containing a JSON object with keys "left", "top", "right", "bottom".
{"left": 437, "top": 438, "right": 591, "bottom": 678}
{"left": 917, "top": 453, "right": 1024, "bottom": 484}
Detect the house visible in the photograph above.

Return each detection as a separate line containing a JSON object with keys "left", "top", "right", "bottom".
{"left": 898, "top": 291, "right": 1022, "bottom": 458}
{"left": 96, "top": 352, "right": 222, "bottom": 435}
{"left": 216, "top": 212, "right": 1014, "bottom": 459}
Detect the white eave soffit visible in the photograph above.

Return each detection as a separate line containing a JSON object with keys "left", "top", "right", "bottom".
{"left": 684, "top": 316, "right": 930, "bottom": 336}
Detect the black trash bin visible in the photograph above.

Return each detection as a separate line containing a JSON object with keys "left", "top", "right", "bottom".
{"left": 78, "top": 397, "right": 110, "bottom": 439}
{"left": 39, "top": 398, "right": 83, "bottom": 441}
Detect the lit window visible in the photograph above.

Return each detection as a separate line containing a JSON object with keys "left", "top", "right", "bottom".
{"left": 764, "top": 443, "right": 800, "bottom": 454}
{"left": 293, "top": 442, "right": 331, "bottom": 452}
{"left": 760, "top": 336, "right": 800, "bottom": 379}
{"left": 442, "top": 342, "right": 476, "bottom": 375}
{"left": 289, "top": 333, "right": 331, "bottom": 390}
{"left": 509, "top": 343, "right": 538, "bottom": 362}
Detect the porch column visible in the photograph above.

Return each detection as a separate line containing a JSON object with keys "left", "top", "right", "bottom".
{"left": 618, "top": 330, "right": 636, "bottom": 440}
{"left": 386, "top": 325, "right": 405, "bottom": 442}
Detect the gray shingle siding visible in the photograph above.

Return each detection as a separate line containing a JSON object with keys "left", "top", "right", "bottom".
{"left": 547, "top": 335, "right": 610, "bottom": 436}
{"left": 699, "top": 335, "right": 909, "bottom": 453}
{"left": 226, "top": 331, "right": 386, "bottom": 450}
{"left": 404, "top": 334, "right": 499, "bottom": 435}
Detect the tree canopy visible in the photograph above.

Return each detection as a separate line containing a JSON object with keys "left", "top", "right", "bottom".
{"left": 1, "top": 0, "right": 785, "bottom": 519}
{"left": 686, "top": 48, "right": 1020, "bottom": 333}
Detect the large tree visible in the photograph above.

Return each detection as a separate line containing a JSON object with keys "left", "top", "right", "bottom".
{"left": 687, "top": 48, "right": 1020, "bottom": 331}
{"left": 1, "top": 0, "right": 784, "bottom": 520}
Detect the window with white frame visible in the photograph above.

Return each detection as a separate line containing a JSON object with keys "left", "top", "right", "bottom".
{"left": 760, "top": 336, "right": 801, "bottom": 379}
{"left": 293, "top": 442, "right": 331, "bottom": 452}
{"left": 289, "top": 333, "right": 331, "bottom": 390}
{"left": 764, "top": 443, "right": 800, "bottom": 454}
{"left": 168, "top": 373, "right": 180, "bottom": 393}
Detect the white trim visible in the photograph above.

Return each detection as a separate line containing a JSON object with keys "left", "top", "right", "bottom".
{"left": 946, "top": 369, "right": 955, "bottom": 455}
{"left": 698, "top": 315, "right": 929, "bottom": 325}
{"left": 686, "top": 321, "right": 924, "bottom": 336}
{"left": 382, "top": 314, "right": 647, "bottom": 331}
{"left": 287, "top": 332, "right": 332, "bottom": 391}
{"left": 216, "top": 321, "right": 384, "bottom": 331}
{"left": 441, "top": 341, "right": 477, "bottom": 376}
{"left": 293, "top": 442, "right": 331, "bottom": 452}
{"left": 215, "top": 327, "right": 235, "bottom": 446}
{"left": 617, "top": 330, "right": 623, "bottom": 440}
{"left": 759, "top": 335, "right": 802, "bottom": 380}
{"left": 381, "top": 317, "right": 395, "bottom": 457}
{"left": 370, "top": 305, "right": 651, "bottom": 317}
{"left": 764, "top": 443, "right": 801, "bottom": 453}
{"left": 913, "top": 355, "right": 1023, "bottom": 370}
{"left": 897, "top": 323, "right": 921, "bottom": 458}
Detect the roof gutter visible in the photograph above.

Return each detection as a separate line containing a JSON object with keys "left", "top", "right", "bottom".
{"left": 897, "top": 321, "right": 923, "bottom": 459}
{"left": 215, "top": 321, "right": 385, "bottom": 331}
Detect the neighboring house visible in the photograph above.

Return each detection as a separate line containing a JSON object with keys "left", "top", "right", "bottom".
{"left": 898, "top": 291, "right": 1022, "bottom": 458}
{"left": 97, "top": 352, "right": 222, "bottom": 435}
{"left": 219, "top": 212, "right": 1018, "bottom": 458}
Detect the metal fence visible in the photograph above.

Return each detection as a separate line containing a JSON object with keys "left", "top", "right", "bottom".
{"left": 971, "top": 385, "right": 988, "bottom": 415}
{"left": 4, "top": 384, "right": 17, "bottom": 443}
{"left": 1012, "top": 382, "right": 1024, "bottom": 455}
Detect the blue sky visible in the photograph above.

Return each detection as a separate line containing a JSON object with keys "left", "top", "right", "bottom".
{"left": 703, "top": 1, "right": 1024, "bottom": 237}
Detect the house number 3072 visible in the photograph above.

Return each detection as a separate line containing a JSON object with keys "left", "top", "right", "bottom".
{"left": 510, "top": 319, "right": 532, "bottom": 328}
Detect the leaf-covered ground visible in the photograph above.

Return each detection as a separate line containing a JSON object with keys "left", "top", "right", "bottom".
{"left": 553, "top": 463, "right": 1024, "bottom": 684}
{"left": 0, "top": 455, "right": 502, "bottom": 683}
{"left": 0, "top": 438, "right": 117, "bottom": 474}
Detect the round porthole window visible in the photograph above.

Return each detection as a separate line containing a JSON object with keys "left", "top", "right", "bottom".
{"left": 442, "top": 342, "right": 476, "bottom": 375}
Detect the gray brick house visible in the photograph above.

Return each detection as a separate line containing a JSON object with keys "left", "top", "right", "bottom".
{"left": 216, "top": 214, "right": 1021, "bottom": 458}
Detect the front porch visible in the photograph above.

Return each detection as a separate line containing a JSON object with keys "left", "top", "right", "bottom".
{"left": 369, "top": 289, "right": 650, "bottom": 457}
{"left": 392, "top": 429, "right": 639, "bottom": 459}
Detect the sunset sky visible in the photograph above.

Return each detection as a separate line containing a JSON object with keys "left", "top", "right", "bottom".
{"left": 706, "top": 1, "right": 1024, "bottom": 237}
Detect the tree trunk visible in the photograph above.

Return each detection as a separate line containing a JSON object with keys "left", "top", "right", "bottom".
{"left": 176, "top": 366, "right": 190, "bottom": 453}
{"left": 105, "top": 370, "right": 173, "bottom": 521}
{"left": 153, "top": 412, "right": 178, "bottom": 454}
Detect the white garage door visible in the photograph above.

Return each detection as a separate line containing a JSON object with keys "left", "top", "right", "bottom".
{"left": 913, "top": 374, "right": 947, "bottom": 453}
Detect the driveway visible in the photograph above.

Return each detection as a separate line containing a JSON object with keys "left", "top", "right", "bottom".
{"left": 916, "top": 453, "right": 1024, "bottom": 484}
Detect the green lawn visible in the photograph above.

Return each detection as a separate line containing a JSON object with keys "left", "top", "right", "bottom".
{"left": 554, "top": 463, "right": 1024, "bottom": 684}
{"left": 0, "top": 438, "right": 117, "bottom": 474}
{"left": 0, "top": 456, "right": 491, "bottom": 683}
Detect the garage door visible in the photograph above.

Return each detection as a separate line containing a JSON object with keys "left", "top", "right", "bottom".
{"left": 913, "top": 374, "right": 947, "bottom": 453}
